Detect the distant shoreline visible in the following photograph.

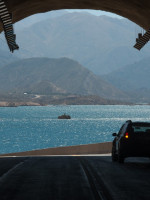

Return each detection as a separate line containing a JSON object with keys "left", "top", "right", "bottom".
{"left": 0, "top": 93, "right": 142, "bottom": 106}
{"left": 0, "top": 101, "right": 147, "bottom": 107}
{"left": 0, "top": 101, "right": 41, "bottom": 107}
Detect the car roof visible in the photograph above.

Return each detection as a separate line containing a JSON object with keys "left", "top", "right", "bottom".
{"left": 125, "top": 120, "right": 150, "bottom": 126}
{"left": 131, "top": 122, "right": 150, "bottom": 126}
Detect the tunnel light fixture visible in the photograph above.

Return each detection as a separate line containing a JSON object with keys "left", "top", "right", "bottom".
{"left": 134, "top": 29, "right": 150, "bottom": 50}
{"left": 0, "top": 0, "right": 19, "bottom": 52}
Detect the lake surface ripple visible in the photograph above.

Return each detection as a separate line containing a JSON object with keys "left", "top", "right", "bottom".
{"left": 0, "top": 105, "right": 150, "bottom": 154}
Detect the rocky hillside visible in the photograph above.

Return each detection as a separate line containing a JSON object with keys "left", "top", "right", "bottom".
{"left": 0, "top": 57, "right": 126, "bottom": 100}
{"left": 103, "top": 57, "right": 150, "bottom": 102}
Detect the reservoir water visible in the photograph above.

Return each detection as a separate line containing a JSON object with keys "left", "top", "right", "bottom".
{"left": 0, "top": 105, "right": 150, "bottom": 154}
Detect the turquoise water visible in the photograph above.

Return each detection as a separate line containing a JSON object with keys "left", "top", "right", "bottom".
{"left": 0, "top": 105, "right": 150, "bottom": 154}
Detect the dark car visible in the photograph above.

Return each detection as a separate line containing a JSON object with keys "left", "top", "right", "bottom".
{"left": 112, "top": 120, "right": 150, "bottom": 163}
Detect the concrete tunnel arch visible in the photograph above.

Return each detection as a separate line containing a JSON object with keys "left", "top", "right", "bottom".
{"left": 3, "top": 0, "right": 150, "bottom": 31}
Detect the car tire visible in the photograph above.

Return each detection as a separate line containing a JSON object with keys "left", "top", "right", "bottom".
{"left": 118, "top": 150, "right": 125, "bottom": 164}
{"left": 112, "top": 146, "right": 118, "bottom": 162}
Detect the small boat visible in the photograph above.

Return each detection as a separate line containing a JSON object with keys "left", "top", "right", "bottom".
{"left": 58, "top": 113, "right": 71, "bottom": 119}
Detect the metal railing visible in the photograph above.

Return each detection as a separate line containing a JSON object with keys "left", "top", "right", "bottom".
{"left": 134, "top": 29, "right": 150, "bottom": 51}
{"left": 0, "top": 0, "right": 19, "bottom": 52}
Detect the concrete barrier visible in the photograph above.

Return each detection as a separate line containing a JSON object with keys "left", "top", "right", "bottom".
{"left": 0, "top": 142, "right": 112, "bottom": 157}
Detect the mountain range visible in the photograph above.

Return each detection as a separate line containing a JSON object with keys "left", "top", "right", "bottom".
{"left": 0, "top": 11, "right": 149, "bottom": 103}
{"left": 15, "top": 12, "right": 150, "bottom": 75}
{"left": 0, "top": 57, "right": 126, "bottom": 100}
{"left": 0, "top": 55, "right": 149, "bottom": 103}
{"left": 103, "top": 57, "right": 150, "bottom": 102}
{"left": 0, "top": 11, "right": 149, "bottom": 75}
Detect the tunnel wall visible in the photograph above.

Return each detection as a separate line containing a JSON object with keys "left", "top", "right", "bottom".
{"left": 2, "top": 0, "right": 150, "bottom": 30}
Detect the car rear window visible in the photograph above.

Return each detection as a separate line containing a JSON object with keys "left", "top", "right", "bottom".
{"left": 132, "top": 123, "right": 150, "bottom": 133}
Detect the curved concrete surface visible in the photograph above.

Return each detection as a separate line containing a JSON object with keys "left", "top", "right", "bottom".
{"left": 3, "top": 0, "right": 150, "bottom": 30}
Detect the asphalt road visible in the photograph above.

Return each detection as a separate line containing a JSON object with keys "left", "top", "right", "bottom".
{"left": 0, "top": 156, "right": 149, "bottom": 200}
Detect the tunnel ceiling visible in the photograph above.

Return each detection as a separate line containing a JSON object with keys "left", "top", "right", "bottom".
{"left": 3, "top": 0, "right": 150, "bottom": 31}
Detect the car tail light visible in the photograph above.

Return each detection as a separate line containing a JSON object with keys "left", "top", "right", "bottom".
{"left": 125, "top": 132, "right": 129, "bottom": 139}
